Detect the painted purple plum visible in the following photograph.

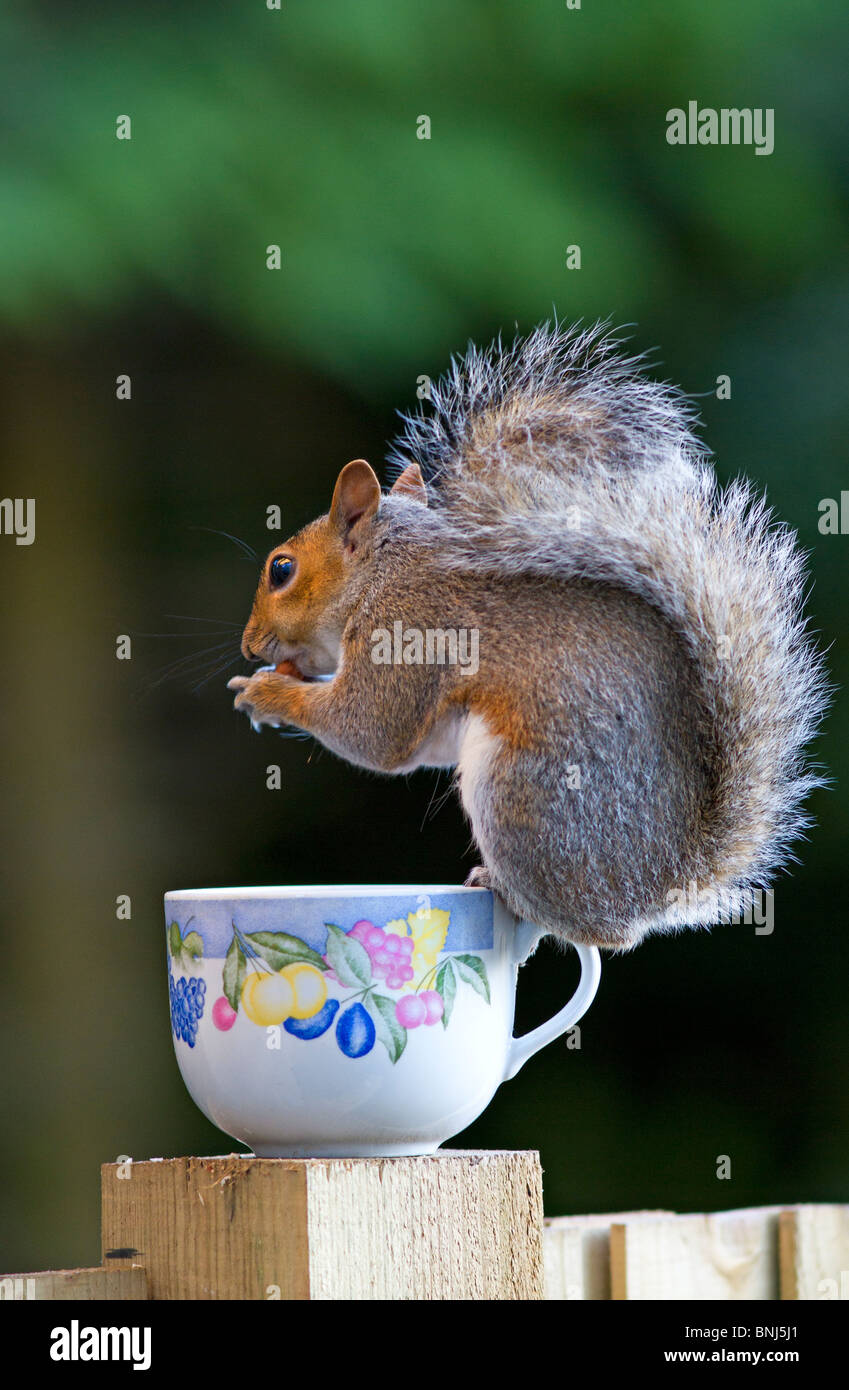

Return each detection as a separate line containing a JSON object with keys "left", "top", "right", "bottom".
{"left": 336, "top": 1002, "right": 376, "bottom": 1058}
{"left": 284, "top": 998, "right": 340, "bottom": 1039}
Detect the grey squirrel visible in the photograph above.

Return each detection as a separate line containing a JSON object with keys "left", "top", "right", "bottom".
{"left": 228, "top": 321, "right": 828, "bottom": 951}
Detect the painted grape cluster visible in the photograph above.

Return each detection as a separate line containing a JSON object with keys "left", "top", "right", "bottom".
{"left": 168, "top": 908, "right": 490, "bottom": 1065}
{"left": 168, "top": 975, "right": 207, "bottom": 1047}
{"left": 342, "top": 920, "right": 415, "bottom": 990}
{"left": 167, "top": 922, "right": 208, "bottom": 1047}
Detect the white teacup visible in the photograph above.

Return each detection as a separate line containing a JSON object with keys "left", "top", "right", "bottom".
{"left": 164, "top": 885, "right": 601, "bottom": 1157}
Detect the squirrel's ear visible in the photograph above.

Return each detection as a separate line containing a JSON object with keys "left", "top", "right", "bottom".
{"left": 390, "top": 463, "right": 428, "bottom": 506}
{"left": 330, "top": 459, "right": 381, "bottom": 547}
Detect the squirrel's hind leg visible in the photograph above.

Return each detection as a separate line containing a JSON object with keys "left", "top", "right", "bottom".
{"left": 456, "top": 712, "right": 645, "bottom": 951}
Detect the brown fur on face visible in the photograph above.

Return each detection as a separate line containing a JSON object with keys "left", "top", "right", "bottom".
{"left": 240, "top": 459, "right": 384, "bottom": 677}
{"left": 241, "top": 517, "right": 348, "bottom": 676}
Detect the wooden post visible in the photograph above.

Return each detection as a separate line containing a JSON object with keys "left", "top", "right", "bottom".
{"left": 779, "top": 1204, "right": 849, "bottom": 1300}
{"left": 101, "top": 1152, "right": 544, "bottom": 1300}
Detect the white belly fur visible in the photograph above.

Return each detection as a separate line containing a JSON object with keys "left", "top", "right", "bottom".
{"left": 456, "top": 713, "right": 501, "bottom": 829}
{"left": 395, "top": 710, "right": 467, "bottom": 771}
{"left": 395, "top": 709, "right": 500, "bottom": 785}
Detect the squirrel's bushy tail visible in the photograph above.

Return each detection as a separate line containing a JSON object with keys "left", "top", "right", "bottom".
{"left": 389, "top": 321, "right": 830, "bottom": 931}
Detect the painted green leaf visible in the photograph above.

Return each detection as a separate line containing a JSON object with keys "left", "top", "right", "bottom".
{"left": 244, "top": 930, "right": 327, "bottom": 973}
{"left": 182, "top": 930, "right": 204, "bottom": 966}
{"left": 223, "top": 936, "right": 247, "bottom": 1012}
{"left": 324, "top": 923, "right": 371, "bottom": 988}
{"left": 436, "top": 959, "right": 457, "bottom": 1029}
{"left": 168, "top": 921, "right": 183, "bottom": 959}
{"left": 452, "top": 954, "right": 491, "bottom": 1004}
{"left": 367, "top": 993, "right": 407, "bottom": 1065}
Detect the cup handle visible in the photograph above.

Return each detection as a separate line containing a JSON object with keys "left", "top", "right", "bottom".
{"left": 503, "top": 933, "right": 602, "bottom": 1082}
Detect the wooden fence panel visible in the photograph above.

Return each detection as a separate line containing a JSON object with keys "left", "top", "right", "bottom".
{"left": 3, "top": 1168, "right": 847, "bottom": 1300}
{"left": 610, "top": 1207, "right": 782, "bottom": 1300}
{"left": 0, "top": 1268, "right": 147, "bottom": 1300}
{"left": 544, "top": 1211, "right": 672, "bottom": 1299}
{"left": 779, "top": 1204, "right": 849, "bottom": 1300}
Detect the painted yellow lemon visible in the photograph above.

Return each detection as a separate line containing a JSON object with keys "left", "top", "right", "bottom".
{"left": 242, "top": 969, "right": 295, "bottom": 1026}
{"left": 282, "top": 963, "right": 328, "bottom": 1020}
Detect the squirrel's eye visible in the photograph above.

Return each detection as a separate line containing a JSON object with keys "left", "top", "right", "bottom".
{"left": 269, "top": 556, "right": 295, "bottom": 588}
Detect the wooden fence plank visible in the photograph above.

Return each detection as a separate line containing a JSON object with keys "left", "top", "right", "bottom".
{"left": 779, "top": 1204, "right": 849, "bottom": 1300}
{"left": 0, "top": 1268, "right": 147, "bottom": 1300}
{"left": 610, "top": 1207, "right": 782, "bottom": 1300}
{"left": 101, "top": 1151, "right": 544, "bottom": 1300}
{"left": 544, "top": 1211, "right": 672, "bottom": 1299}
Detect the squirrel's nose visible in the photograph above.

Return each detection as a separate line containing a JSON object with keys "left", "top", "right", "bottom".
{"left": 241, "top": 633, "right": 260, "bottom": 662}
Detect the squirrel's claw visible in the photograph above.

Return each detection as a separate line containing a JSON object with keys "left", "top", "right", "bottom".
{"left": 229, "top": 669, "right": 291, "bottom": 732}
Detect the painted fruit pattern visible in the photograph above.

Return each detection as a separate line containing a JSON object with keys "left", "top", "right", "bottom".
{"left": 167, "top": 908, "right": 490, "bottom": 1063}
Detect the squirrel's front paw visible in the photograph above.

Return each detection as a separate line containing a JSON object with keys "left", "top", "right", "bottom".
{"left": 228, "top": 670, "right": 297, "bottom": 732}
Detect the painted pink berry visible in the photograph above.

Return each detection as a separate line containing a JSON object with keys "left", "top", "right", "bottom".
{"left": 365, "top": 927, "right": 385, "bottom": 951}
{"left": 212, "top": 996, "right": 237, "bottom": 1031}
{"left": 421, "top": 990, "right": 444, "bottom": 1026}
{"left": 384, "top": 935, "right": 403, "bottom": 956}
{"left": 350, "top": 920, "right": 374, "bottom": 941}
{"left": 395, "top": 994, "right": 427, "bottom": 1029}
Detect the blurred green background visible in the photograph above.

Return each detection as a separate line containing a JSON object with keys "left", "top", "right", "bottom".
{"left": 1, "top": 0, "right": 847, "bottom": 1274}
